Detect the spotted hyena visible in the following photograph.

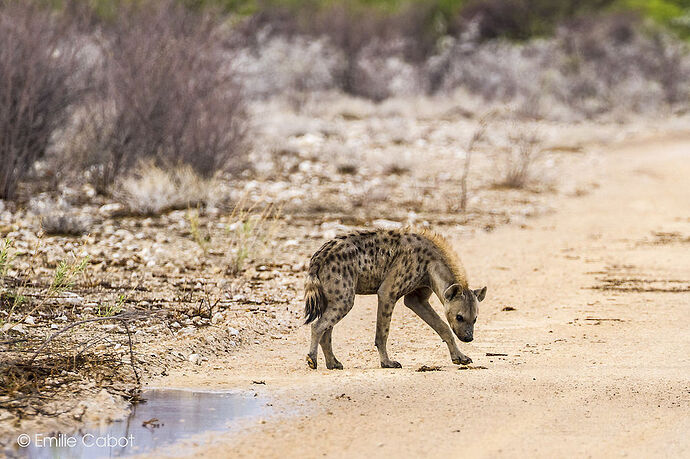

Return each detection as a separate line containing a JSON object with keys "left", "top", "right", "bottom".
{"left": 304, "top": 228, "right": 487, "bottom": 369}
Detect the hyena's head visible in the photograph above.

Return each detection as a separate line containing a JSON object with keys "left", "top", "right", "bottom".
{"left": 443, "top": 284, "right": 487, "bottom": 342}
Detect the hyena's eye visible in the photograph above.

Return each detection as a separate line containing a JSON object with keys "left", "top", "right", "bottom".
{"left": 456, "top": 314, "right": 464, "bottom": 322}
{"left": 473, "top": 317, "right": 477, "bottom": 324}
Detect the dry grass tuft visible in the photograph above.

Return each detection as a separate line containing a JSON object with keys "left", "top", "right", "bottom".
{"left": 114, "top": 161, "right": 219, "bottom": 215}
{"left": 493, "top": 129, "right": 544, "bottom": 189}
{"left": 226, "top": 197, "right": 283, "bottom": 275}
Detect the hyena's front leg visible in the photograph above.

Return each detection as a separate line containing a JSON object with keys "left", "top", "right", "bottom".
{"left": 404, "top": 289, "right": 472, "bottom": 365}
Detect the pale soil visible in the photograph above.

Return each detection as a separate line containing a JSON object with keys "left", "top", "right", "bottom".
{"left": 7, "top": 108, "right": 686, "bottom": 441}
{"left": 150, "top": 134, "right": 690, "bottom": 458}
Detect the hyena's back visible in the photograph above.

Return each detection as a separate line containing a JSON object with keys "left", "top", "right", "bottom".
{"left": 304, "top": 229, "right": 438, "bottom": 323}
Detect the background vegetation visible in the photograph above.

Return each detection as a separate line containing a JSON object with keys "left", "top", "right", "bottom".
{"left": 0, "top": 0, "right": 689, "bottom": 201}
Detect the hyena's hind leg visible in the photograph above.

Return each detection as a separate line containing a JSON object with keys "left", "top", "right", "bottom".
{"left": 307, "top": 296, "right": 354, "bottom": 370}
{"left": 319, "top": 328, "right": 343, "bottom": 370}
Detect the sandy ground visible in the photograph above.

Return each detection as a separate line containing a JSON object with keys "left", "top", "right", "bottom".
{"left": 153, "top": 134, "right": 690, "bottom": 458}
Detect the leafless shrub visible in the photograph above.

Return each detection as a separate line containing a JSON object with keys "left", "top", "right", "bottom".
{"left": 1, "top": 312, "right": 144, "bottom": 418}
{"left": 29, "top": 196, "right": 92, "bottom": 236}
{"left": 383, "top": 163, "right": 410, "bottom": 176}
{"left": 75, "top": 1, "right": 247, "bottom": 193}
{"left": 240, "top": 2, "right": 431, "bottom": 101}
{"left": 113, "top": 161, "right": 219, "bottom": 216}
{"left": 233, "top": 33, "right": 343, "bottom": 99}
{"left": 433, "top": 13, "right": 690, "bottom": 119}
{"left": 336, "top": 162, "right": 359, "bottom": 175}
{"left": 458, "top": 0, "right": 538, "bottom": 41}
{"left": 557, "top": 14, "right": 690, "bottom": 113}
{"left": 460, "top": 114, "right": 492, "bottom": 212}
{"left": 40, "top": 214, "right": 92, "bottom": 237}
{"left": 493, "top": 130, "right": 544, "bottom": 189}
{"left": 318, "top": 4, "right": 435, "bottom": 100}
{"left": 0, "top": 2, "right": 83, "bottom": 200}
{"left": 349, "top": 39, "right": 425, "bottom": 101}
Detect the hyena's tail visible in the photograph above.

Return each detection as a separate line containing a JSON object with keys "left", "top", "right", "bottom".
{"left": 304, "top": 268, "right": 327, "bottom": 324}
{"left": 305, "top": 239, "right": 337, "bottom": 324}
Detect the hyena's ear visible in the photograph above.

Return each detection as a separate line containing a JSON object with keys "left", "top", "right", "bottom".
{"left": 444, "top": 284, "right": 462, "bottom": 301}
{"left": 473, "top": 286, "right": 487, "bottom": 302}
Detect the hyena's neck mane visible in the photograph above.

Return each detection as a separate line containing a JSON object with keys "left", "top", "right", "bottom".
{"left": 404, "top": 228, "right": 468, "bottom": 288}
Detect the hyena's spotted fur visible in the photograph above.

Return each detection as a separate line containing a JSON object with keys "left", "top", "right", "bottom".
{"left": 304, "top": 228, "right": 487, "bottom": 369}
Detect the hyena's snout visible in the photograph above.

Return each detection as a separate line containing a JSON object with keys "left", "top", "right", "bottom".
{"left": 453, "top": 324, "right": 474, "bottom": 342}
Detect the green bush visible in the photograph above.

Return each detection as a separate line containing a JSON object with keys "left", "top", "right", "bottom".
{"left": 616, "top": 0, "right": 690, "bottom": 37}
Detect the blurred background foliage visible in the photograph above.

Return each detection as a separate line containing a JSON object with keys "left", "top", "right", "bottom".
{"left": 3, "top": 0, "right": 686, "bottom": 200}
{"left": 90, "top": 0, "right": 690, "bottom": 39}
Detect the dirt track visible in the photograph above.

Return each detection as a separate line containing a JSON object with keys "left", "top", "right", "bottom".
{"left": 154, "top": 135, "right": 690, "bottom": 458}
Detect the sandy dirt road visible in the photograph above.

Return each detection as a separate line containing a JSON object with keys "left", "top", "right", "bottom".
{"left": 155, "top": 135, "right": 690, "bottom": 458}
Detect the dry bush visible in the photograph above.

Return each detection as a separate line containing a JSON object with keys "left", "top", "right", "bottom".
{"left": 41, "top": 214, "right": 93, "bottom": 237}
{"left": 233, "top": 33, "right": 344, "bottom": 99}
{"left": 456, "top": 0, "right": 615, "bottom": 41}
{"left": 29, "top": 196, "right": 93, "bottom": 236}
{"left": 0, "top": 2, "right": 83, "bottom": 200}
{"left": 432, "top": 14, "right": 690, "bottom": 119}
{"left": 229, "top": 2, "right": 688, "bottom": 113}
{"left": 114, "top": 161, "right": 219, "bottom": 215}
{"left": 348, "top": 39, "right": 426, "bottom": 101}
{"left": 556, "top": 14, "right": 690, "bottom": 113}
{"left": 311, "top": 3, "right": 432, "bottom": 100}
{"left": 76, "top": 1, "right": 247, "bottom": 193}
{"left": 493, "top": 130, "right": 544, "bottom": 189}
{"left": 235, "top": 2, "right": 433, "bottom": 101}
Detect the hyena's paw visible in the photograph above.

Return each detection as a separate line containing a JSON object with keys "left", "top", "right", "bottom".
{"left": 326, "top": 360, "right": 344, "bottom": 370}
{"left": 452, "top": 355, "right": 473, "bottom": 366}
{"left": 380, "top": 359, "right": 402, "bottom": 369}
{"left": 306, "top": 354, "right": 317, "bottom": 370}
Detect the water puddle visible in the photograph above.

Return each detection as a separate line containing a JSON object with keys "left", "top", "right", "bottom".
{"left": 12, "top": 388, "right": 265, "bottom": 458}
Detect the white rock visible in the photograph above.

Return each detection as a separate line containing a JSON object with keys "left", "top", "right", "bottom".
{"left": 373, "top": 219, "right": 403, "bottom": 230}
{"left": 227, "top": 326, "right": 240, "bottom": 336}
{"left": 188, "top": 353, "right": 201, "bottom": 365}
{"left": 179, "top": 326, "right": 196, "bottom": 336}
{"left": 62, "top": 294, "right": 84, "bottom": 306}
{"left": 211, "top": 312, "right": 225, "bottom": 325}
{"left": 24, "top": 316, "right": 35, "bottom": 325}
{"left": 1, "top": 323, "right": 26, "bottom": 333}
{"left": 114, "top": 229, "right": 133, "bottom": 239}
{"left": 98, "top": 203, "right": 124, "bottom": 217}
